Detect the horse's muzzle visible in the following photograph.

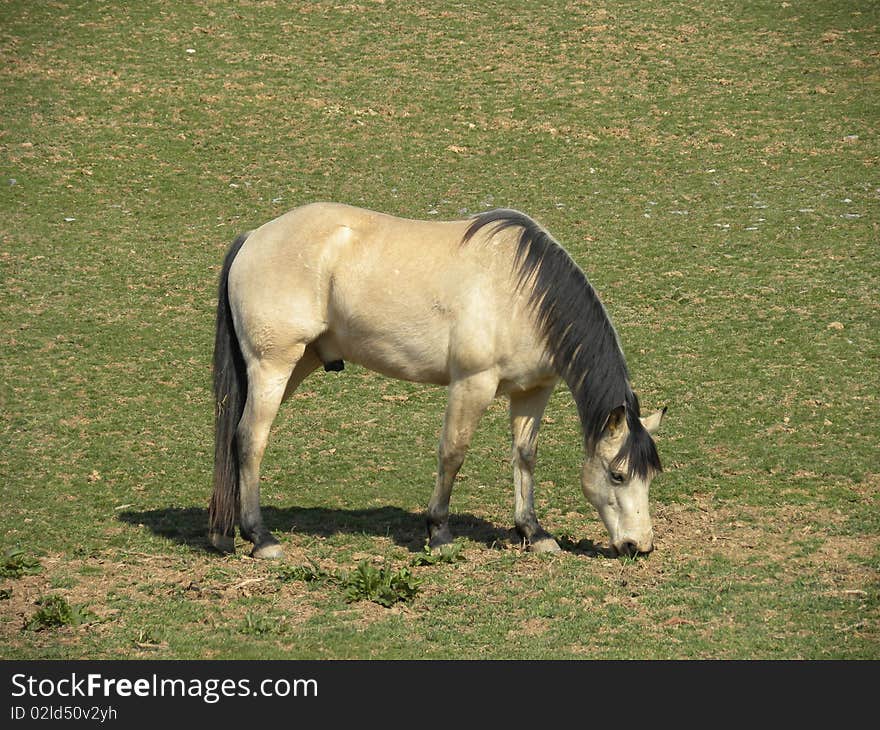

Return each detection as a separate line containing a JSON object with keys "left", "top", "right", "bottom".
{"left": 614, "top": 539, "right": 654, "bottom": 557}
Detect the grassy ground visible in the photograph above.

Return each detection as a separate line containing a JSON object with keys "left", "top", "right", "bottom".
{"left": 1, "top": 0, "right": 877, "bottom": 659}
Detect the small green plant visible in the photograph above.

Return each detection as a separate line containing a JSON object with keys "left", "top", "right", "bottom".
{"left": 50, "top": 575, "right": 76, "bottom": 589}
{"left": 617, "top": 551, "right": 645, "bottom": 566}
{"left": 0, "top": 547, "right": 43, "bottom": 578}
{"left": 411, "top": 541, "right": 465, "bottom": 566}
{"left": 0, "top": 588, "right": 12, "bottom": 600}
{"left": 24, "top": 595, "right": 95, "bottom": 631}
{"left": 343, "top": 560, "right": 420, "bottom": 607}
{"left": 240, "top": 611, "right": 281, "bottom": 636}
{"left": 134, "top": 627, "right": 167, "bottom": 649}
{"left": 275, "top": 560, "right": 328, "bottom": 583}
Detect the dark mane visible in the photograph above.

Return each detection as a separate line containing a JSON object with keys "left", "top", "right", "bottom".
{"left": 463, "top": 209, "right": 661, "bottom": 479}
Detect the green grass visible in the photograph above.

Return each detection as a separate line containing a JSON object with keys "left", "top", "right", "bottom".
{"left": 1, "top": 0, "right": 877, "bottom": 659}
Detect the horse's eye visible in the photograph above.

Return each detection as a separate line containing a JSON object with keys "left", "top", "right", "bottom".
{"left": 610, "top": 471, "right": 626, "bottom": 484}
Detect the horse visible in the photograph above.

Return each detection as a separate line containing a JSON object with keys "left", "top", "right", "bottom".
{"left": 208, "top": 202, "right": 664, "bottom": 559}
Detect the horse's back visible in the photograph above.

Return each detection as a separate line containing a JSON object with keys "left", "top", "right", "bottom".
{"left": 324, "top": 205, "right": 508, "bottom": 382}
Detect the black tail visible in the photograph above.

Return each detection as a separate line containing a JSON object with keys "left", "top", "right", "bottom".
{"left": 208, "top": 232, "right": 250, "bottom": 540}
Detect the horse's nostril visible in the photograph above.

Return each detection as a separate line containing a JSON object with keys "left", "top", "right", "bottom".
{"left": 620, "top": 540, "right": 638, "bottom": 557}
{"left": 617, "top": 539, "right": 652, "bottom": 557}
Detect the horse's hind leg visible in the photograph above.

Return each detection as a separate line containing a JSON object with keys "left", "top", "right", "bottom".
{"left": 426, "top": 371, "right": 498, "bottom": 549}
{"left": 236, "top": 348, "right": 309, "bottom": 559}
{"left": 510, "top": 384, "right": 560, "bottom": 553}
{"left": 237, "top": 345, "right": 321, "bottom": 559}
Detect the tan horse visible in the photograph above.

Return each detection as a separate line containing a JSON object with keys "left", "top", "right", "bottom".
{"left": 209, "top": 203, "right": 664, "bottom": 559}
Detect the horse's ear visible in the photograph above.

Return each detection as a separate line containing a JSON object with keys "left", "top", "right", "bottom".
{"left": 603, "top": 404, "right": 627, "bottom": 437}
{"left": 640, "top": 406, "right": 667, "bottom": 436}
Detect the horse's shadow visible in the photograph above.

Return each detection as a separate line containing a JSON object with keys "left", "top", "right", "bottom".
{"left": 119, "top": 505, "right": 609, "bottom": 557}
{"left": 118, "top": 505, "right": 516, "bottom": 554}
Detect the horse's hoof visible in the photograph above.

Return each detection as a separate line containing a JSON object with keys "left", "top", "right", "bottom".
{"left": 209, "top": 532, "right": 235, "bottom": 554}
{"left": 251, "top": 541, "right": 284, "bottom": 560}
{"left": 527, "top": 537, "right": 561, "bottom": 553}
{"left": 428, "top": 525, "right": 454, "bottom": 551}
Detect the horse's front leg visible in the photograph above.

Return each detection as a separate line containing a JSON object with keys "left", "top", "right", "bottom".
{"left": 510, "top": 385, "right": 560, "bottom": 553}
{"left": 426, "top": 371, "right": 498, "bottom": 549}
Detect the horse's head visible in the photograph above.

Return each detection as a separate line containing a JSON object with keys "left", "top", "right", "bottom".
{"left": 581, "top": 405, "right": 665, "bottom": 556}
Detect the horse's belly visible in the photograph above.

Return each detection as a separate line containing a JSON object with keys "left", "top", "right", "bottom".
{"left": 315, "top": 320, "right": 452, "bottom": 385}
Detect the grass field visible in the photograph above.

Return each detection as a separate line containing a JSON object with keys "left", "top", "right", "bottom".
{"left": 1, "top": 0, "right": 877, "bottom": 659}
